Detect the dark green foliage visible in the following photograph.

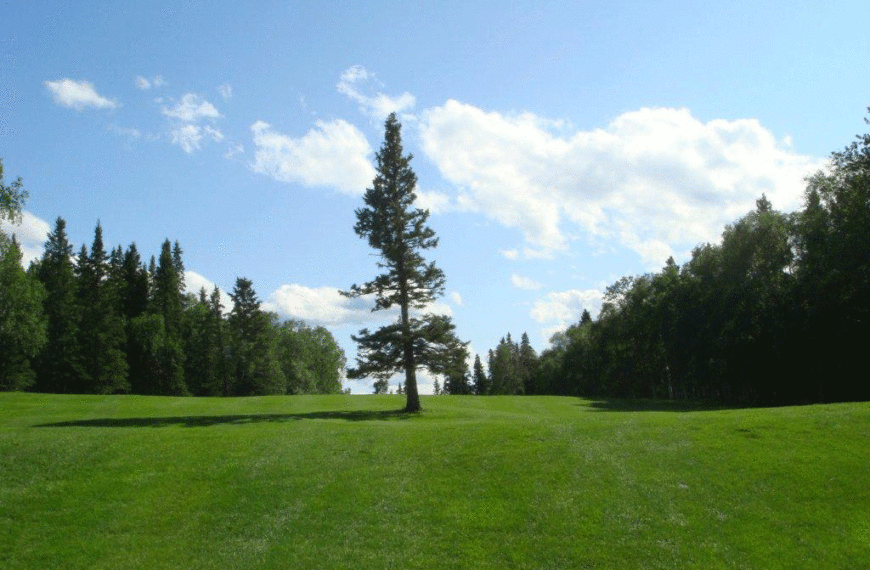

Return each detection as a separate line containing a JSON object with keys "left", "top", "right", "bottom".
{"left": 275, "top": 319, "right": 346, "bottom": 395}
{"left": 152, "top": 240, "right": 183, "bottom": 339}
{"left": 372, "top": 378, "right": 390, "bottom": 395}
{"left": 471, "top": 354, "right": 488, "bottom": 395}
{"left": 343, "top": 113, "right": 466, "bottom": 412}
{"left": 74, "top": 223, "right": 129, "bottom": 394}
{"left": 182, "top": 287, "right": 231, "bottom": 396}
{"left": 228, "top": 278, "right": 283, "bottom": 395}
{"left": 506, "top": 112, "right": 870, "bottom": 406}
{"left": 5, "top": 210, "right": 344, "bottom": 396}
{"left": 0, "top": 238, "right": 46, "bottom": 390}
{"left": 487, "top": 333, "right": 531, "bottom": 395}
{"left": 33, "top": 218, "right": 82, "bottom": 393}
{"left": 128, "top": 313, "right": 187, "bottom": 395}
{"left": 442, "top": 343, "right": 472, "bottom": 395}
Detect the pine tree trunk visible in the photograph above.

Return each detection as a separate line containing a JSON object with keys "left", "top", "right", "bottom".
{"left": 404, "top": 358, "right": 421, "bottom": 412}
{"left": 400, "top": 271, "right": 421, "bottom": 412}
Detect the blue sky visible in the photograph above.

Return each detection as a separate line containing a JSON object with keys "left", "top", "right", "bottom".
{"left": 2, "top": 1, "right": 868, "bottom": 393}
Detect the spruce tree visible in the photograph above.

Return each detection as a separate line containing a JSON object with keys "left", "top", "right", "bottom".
{"left": 472, "top": 354, "right": 488, "bottom": 395}
{"left": 34, "top": 217, "right": 82, "bottom": 393}
{"left": 0, "top": 237, "right": 46, "bottom": 390}
{"left": 343, "top": 113, "right": 466, "bottom": 412}
{"left": 140, "top": 239, "right": 187, "bottom": 395}
{"left": 228, "top": 277, "right": 283, "bottom": 395}
{"left": 75, "top": 223, "right": 129, "bottom": 394}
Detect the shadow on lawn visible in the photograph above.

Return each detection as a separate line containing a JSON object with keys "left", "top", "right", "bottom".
{"left": 34, "top": 409, "right": 416, "bottom": 429}
{"left": 583, "top": 398, "right": 724, "bottom": 413}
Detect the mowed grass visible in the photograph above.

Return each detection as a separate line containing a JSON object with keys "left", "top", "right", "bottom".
{"left": 1, "top": 393, "right": 868, "bottom": 569}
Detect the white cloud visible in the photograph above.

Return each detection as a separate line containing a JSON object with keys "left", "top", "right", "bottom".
{"left": 419, "top": 102, "right": 824, "bottom": 267}
{"left": 0, "top": 211, "right": 51, "bottom": 266}
{"left": 414, "top": 188, "right": 453, "bottom": 214}
{"left": 184, "top": 271, "right": 233, "bottom": 313}
{"left": 217, "top": 83, "right": 233, "bottom": 100}
{"left": 263, "top": 284, "right": 378, "bottom": 326}
{"left": 531, "top": 288, "right": 604, "bottom": 343}
{"left": 250, "top": 119, "right": 375, "bottom": 195}
{"left": 337, "top": 65, "right": 416, "bottom": 120}
{"left": 162, "top": 94, "right": 222, "bottom": 153}
{"left": 450, "top": 292, "right": 463, "bottom": 306}
{"left": 162, "top": 93, "right": 220, "bottom": 122}
{"left": 511, "top": 274, "right": 543, "bottom": 290}
{"left": 135, "top": 75, "right": 166, "bottom": 90}
{"left": 262, "top": 280, "right": 452, "bottom": 329}
{"left": 45, "top": 79, "right": 118, "bottom": 111}
{"left": 170, "top": 124, "right": 204, "bottom": 154}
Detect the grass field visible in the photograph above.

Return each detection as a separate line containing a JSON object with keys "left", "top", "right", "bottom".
{"left": 1, "top": 393, "right": 868, "bottom": 569}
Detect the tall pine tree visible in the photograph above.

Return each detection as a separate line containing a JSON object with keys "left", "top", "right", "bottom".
{"left": 74, "top": 222, "right": 129, "bottom": 394}
{"left": 34, "top": 217, "right": 82, "bottom": 393}
{"left": 0, "top": 237, "right": 46, "bottom": 390}
{"left": 343, "top": 113, "right": 466, "bottom": 412}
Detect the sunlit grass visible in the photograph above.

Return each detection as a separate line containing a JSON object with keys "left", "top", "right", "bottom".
{"left": 1, "top": 393, "right": 868, "bottom": 569}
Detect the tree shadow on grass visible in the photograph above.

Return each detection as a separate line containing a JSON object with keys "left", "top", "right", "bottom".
{"left": 582, "top": 398, "right": 727, "bottom": 413}
{"left": 34, "top": 409, "right": 416, "bottom": 429}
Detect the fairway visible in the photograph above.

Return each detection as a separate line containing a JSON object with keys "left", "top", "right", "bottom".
{"left": 1, "top": 393, "right": 868, "bottom": 569}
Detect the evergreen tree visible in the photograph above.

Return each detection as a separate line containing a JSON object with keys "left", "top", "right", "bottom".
{"left": 343, "top": 113, "right": 466, "bottom": 412}
{"left": 472, "top": 354, "right": 488, "bottom": 395}
{"left": 443, "top": 344, "right": 471, "bottom": 394}
{"left": 153, "top": 240, "right": 183, "bottom": 338}
{"left": 136, "top": 239, "right": 187, "bottom": 395}
{"left": 74, "top": 223, "right": 129, "bottom": 394}
{"left": 0, "top": 237, "right": 46, "bottom": 390}
{"left": 228, "top": 277, "right": 283, "bottom": 395}
{"left": 33, "top": 217, "right": 82, "bottom": 393}
{"left": 172, "top": 240, "right": 185, "bottom": 292}
{"left": 519, "top": 332, "right": 539, "bottom": 394}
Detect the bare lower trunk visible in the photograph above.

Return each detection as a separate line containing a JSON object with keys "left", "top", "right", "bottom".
{"left": 400, "top": 272, "right": 421, "bottom": 412}
{"left": 404, "top": 359, "right": 420, "bottom": 412}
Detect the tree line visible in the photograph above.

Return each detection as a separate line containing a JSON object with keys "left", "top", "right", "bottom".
{"left": 0, "top": 197, "right": 346, "bottom": 395}
{"left": 455, "top": 112, "right": 870, "bottom": 405}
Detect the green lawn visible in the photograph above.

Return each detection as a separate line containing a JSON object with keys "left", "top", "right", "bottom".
{"left": 1, "top": 393, "right": 868, "bottom": 569}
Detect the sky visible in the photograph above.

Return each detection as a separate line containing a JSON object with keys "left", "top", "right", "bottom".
{"left": 2, "top": 1, "right": 868, "bottom": 394}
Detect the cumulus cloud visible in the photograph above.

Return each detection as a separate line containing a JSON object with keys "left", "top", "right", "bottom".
{"left": 511, "top": 274, "right": 543, "bottom": 290}
{"left": 414, "top": 188, "right": 454, "bottom": 214}
{"left": 419, "top": 102, "right": 824, "bottom": 267}
{"left": 184, "top": 271, "right": 233, "bottom": 313}
{"left": 44, "top": 79, "right": 118, "bottom": 111}
{"left": 451, "top": 292, "right": 463, "bottom": 306}
{"left": 0, "top": 211, "right": 51, "bottom": 266}
{"left": 263, "top": 281, "right": 453, "bottom": 328}
{"left": 337, "top": 65, "right": 416, "bottom": 120}
{"left": 163, "top": 93, "right": 220, "bottom": 122}
{"left": 250, "top": 119, "right": 375, "bottom": 195}
{"left": 263, "top": 284, "right": 377, "bottom": 326}
{"left": 162, "top": 93, "right": 222, "bottom": 153}
{"left": 531, "top": 288, "right": 604, "bottom": 342}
